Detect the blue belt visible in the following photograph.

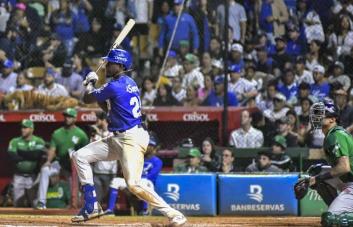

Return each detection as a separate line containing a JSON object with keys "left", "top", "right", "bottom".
{"left": 113, "top": 124, "right": 143, "bottom": 135}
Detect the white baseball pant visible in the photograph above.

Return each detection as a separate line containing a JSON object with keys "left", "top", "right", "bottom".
{"left": 110, "top": 177, "right": 154, "bottom": 191}
{"left": 37, "top": 161, "right": 61, "bottom": 204}
{"left": 71, "top": 125, "right": 183, "bottom": 219}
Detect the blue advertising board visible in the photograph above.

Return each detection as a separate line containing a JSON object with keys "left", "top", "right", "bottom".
{"left": 219, "top": 174, "right": 298, "bottom": 215}
{"left": 154, "top": 174, "right": 217, "bottom": 216}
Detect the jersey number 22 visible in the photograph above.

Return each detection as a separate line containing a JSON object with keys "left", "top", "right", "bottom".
{"left": 130, "top": 97, "right": 142, "bottom": 118}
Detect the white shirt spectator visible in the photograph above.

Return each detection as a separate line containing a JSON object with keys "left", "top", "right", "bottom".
{"left": 0, "top": 72, "right": 17, "bottom": 94}
{"left": 217, "top": 1, "right": 247, "bottom": 41}
{"left": 141, "top": 89, "right": 157, "bottom": 106}
{"left": 229, "top": 126, "right": 264, "bottom": 148}
{"left": 172, "top": 88, "right": 186, "bottom": 103}
{"left": 130, "top": 0, "right": 152, "bottom": 24}
{"left": 263, "top": 107, "right": 290, "bottom": 122}
{"left": 182, "top": 68, "right": 204, "bottom": 89}
{"left": 328, "top": 74, "right": 351, "bottom": 91}
{"left": 304, "top": 11, "right": 325, "bottom": 43}
{"left": 295, "top": 70, "right": 314, "bottom": 85}
{"left": 8, "top": 84, "right": 33, "bottom": 93}
{"left": 37, "top": 83, "right": 69, "bottom": 97}
{"left": 328, "top": 31, "right": 353, "bottom": 57}
{"left": 228, "top": 78, "right": 255, "bottom": 100}
{"left": 164, "top": 64, "right": 182, "bottom": 78}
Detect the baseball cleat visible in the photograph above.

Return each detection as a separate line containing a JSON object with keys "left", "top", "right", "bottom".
{"left": 71, "top": 203, "right": 104, "bottom": 222}
{"left": 169, "top": 215, "right": 187, "bottom": 226}
{"left": 35, "top": 202, "right": 46, "bottom": 210}
{"left": 103, "top": 209, "right": 114, "bottom": 216}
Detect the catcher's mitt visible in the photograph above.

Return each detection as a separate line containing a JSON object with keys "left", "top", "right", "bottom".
{"left": 294, "top": 178, "right": 310, "bottom": 200}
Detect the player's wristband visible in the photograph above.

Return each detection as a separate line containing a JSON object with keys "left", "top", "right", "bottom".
{"left": 315, "top": 172, "right": 333, "bottom": 182}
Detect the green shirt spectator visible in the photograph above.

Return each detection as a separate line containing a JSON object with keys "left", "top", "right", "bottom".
{"left": 174, "top": 148, "right": 208, "bottom": 173}
{"left": 46, "top": 174, "right": 71, "bottom": 208}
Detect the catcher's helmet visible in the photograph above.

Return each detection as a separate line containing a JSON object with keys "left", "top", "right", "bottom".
{"left": 102, "top": 49, "right": 132, "bottom": 70}
{"left": 310, "top": 98, "right": 338, "bottom": 129}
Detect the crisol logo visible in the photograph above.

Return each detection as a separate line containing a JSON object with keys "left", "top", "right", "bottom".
{"left": 247, "top": 185, "right": 263, "bottom": 203}
{"left": 183, "top": 112, "right": 209, "bottom": 121}
{"left": 29, "top": 113, "right": 56, "bottom": 122}
{"left": 81, "top": 112, "right": 97, "bottom": 121}
{"left": 0, "top": 114, "right": 5, "bottom": 122}
{"left": 164, "top": 184, "right": 180, "bottom": 202}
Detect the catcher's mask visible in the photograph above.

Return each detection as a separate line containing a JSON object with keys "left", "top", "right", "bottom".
{"left": 310, "top": 98, "right": 338, "bottom": 130}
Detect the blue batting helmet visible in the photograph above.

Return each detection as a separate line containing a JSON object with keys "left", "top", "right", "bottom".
{"left": 228, "top": 64, "right": 242, "bottom": 73}
{"left": 102, "top": 49, "right": 132, "bottom": 70}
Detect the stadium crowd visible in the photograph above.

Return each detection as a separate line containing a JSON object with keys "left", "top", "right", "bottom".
{"left": 2, "top": 0, "right": 353, "bottom": 211}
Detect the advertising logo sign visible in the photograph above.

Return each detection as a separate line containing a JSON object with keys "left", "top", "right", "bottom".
{"left": 155, "top": 174, "right": 217, "bottom": 216}
{"left": 219, "top": 174, "right": 298, "bottom": 215}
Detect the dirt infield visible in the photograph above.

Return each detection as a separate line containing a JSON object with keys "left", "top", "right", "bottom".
{"left": 0, "top": 214, "right": 320, "bottom": 227}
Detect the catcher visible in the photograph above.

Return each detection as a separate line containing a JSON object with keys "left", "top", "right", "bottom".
{"left": 294, "top": 98, "right": 353, "bottom": 226}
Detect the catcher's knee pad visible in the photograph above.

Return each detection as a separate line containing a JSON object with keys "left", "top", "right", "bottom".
{"left": 314, "top": 182, "right": 338, "bottom": 206}
{"left": 321, "top": 212, "right": 339, "bottom": 227}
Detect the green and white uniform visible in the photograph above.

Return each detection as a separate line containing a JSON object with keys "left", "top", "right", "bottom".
{"left": 323, "top": 126, "right": 353, "bottom": 214}
{"left": 8, "top": 135, "right": 45, "bottom": 206}
{"left": 37, "top": 126, "right": 88, "bottom": 205}
{"left": 46, "top": 181, "right": 71, "bottom": 208}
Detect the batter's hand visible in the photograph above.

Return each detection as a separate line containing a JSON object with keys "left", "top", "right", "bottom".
{"left": 83, "top": 72, "right": 99, "bottom": 86}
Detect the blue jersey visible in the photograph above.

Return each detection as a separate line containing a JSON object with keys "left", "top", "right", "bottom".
{"left": 310, "top": 82, "right": 331, "bottom": 101}
{"left": 142, "top": 156, "right": 163, "bottom": 185}
{"left": 92, "top": 75, "right": 142, "bottom": 132}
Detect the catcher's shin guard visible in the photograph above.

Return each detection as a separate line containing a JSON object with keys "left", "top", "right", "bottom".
{"left": 338, "top": 213, "right": 353, "bottom": 227}
{"left": 321, "top": 212, "right": 339, "bottom": 227}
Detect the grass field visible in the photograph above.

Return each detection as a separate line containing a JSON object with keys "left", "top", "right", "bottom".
{"left": 0, "top": 214, "right": 321, "bottom": 227}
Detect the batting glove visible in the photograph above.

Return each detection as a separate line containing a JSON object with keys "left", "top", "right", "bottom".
{"left": 83, "top": 72, "right": 99, "bottom": 86}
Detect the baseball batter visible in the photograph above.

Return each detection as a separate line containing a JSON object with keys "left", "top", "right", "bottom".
{"left": 71, "top": 48, "right": 186, "bottom": 226}
{"left": 307, "top": 98, "right": 353, "bottom": 226}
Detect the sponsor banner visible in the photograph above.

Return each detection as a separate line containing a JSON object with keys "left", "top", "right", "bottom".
{"left": 219, "top": 174, "right": 298, "bottom": 215}
{"left": 0, "top": 111, "right": 97, "bottom": 122}
{"left": 154, "top": 174, "right": 217, "bottom": 216}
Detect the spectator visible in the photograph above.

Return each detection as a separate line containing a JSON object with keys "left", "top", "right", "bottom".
{"left": 108, "top": 23, "right": 132, "bottom": 53}
{"left": 171, "top": 76, "right": 186, "bottom": 103}
{"left": 0, "top": 26, "right": 18, "bottom": 61}
{"left": 295, "top": 56, "right": 314, "bottom": 85}
{"left": 328, "top": 14, "right": 353, "bottom": 58}
{"left": 105, "top": 134, "right": 162, "bottom": 215}
{"left": 50, "top": 0, "right": 77, "bottom": 56}
{"left": 296, "top": 82, "right": 317, "bottom": 104}
{"left": 259, "top": 0, "right": 289, "bottom": 43}
{"left": 216, "top": 0, "right": 246, "bottom": 43}
{"left": 200, "top": 137, "right": 220, "bottom": 172}
{"left": 342, "top": 47, "right": 353, "bottom": 77}
{"left": 277, "top": 69, "right": 298, "bottom": 105}
{"left": 8, "top": 120, "right": 45, "bottom": 207}
{"left": 203, "top": 75, "right": 238, "bottom": 107}
{"left": 174, "top": 148, "right": 208, "bottom": 173}
{"left": 8, "top": 71, "right": 33, "bottom": 93}
{"left": 211, "top": 59, "right": 223, "bottom": 77}
{"left": 198, "top": 74, "right": 214, "bottom": 104}
{"left": 270, "top": 135, "right": 294, "bottom": 172}
{"left": 153, "top": 84, "right": 180, "bottom": 106}
{"left": 188, "top": 0, "right": 211, "bottom": 53}
{"left": 0, "top": 59, "right": 17, "bottom": 94}
{"left": 183, "top": 85, "right": 199, "bottom": 107}
{"left": 228, "top": 64, "right": 256, "bottom": 104}
{"left": 263, "top": 93, "right": 289, "bottom": 122}
{"left": 255, "top": 46, "right": 274, "bottom": 74}
{"left": 36, "top": 108, "right": 89, "bottom": 209}
{"left": 200, "top": 52, "right": 212, "bottom": 76}
{"left": 229, "top": 43, "right": 245, "bottom": 69}
{"left": 40, "top": 34, "right": 67, "bottom": 68}
{"left": 311, "top": 64, "right": 330, "bottom": 101}
{"left": 333, "top": 89, "right": 353, "bottom": 131}
{"left": 158, "top": 0, "right": 199, "bottom": 54}
{"left": 276, "top": 117, "right": 298, "bottom": 147}
{"left": 297, "top": 97, "right": 312, "bottom": 127}
{"left": 286, "top": 26, "right": 304, "bottom": 58}
{"left": 71, "top": 0, "right": 92, "bottom": 36}
{"left": 56, "top": 60, "right": 84, "bottom": 99}
{"left": 245, "top": 62, "right": 262, "bottom": 91}
{"left": 245, "top": 151, "right": 282, "bottom": 173}
{"left": 181, "top": 53, "right": 204, "bottom": 89}
{"left": 229, "top": 110, "right": 264, "bottom": 148}
{"left": 328, "top": 61, "right": 351, "bottom": 91}
{"left": 72, "top": 53, "right": 91, "bottom": 78}
{"left": 218, "top": 149, "right": 238, "bottom": 173}
{"left": 0, "top": 2, "right": 10, "bottom": 36}
{"left": 303, "top": 7, "right": 325, "bottom": 43}
{"left": 141, "top": 77, "right": 157, "bottom": 106}
{"left": 162, "top": 50, "right": 182, "bottom": 81}
{"left": 37, "top": 68, "right": 69, "bottom": 97}
{"left": 46, "top": 172, "right": 70, "bottom": 208}
{"left": 106, "top": 0, "right": 128, "bottom": 27}
{"left": 75, "top": 17, "right": 106, "bottom": 58}
{"left": 209, "top": 37, "right": 222, "bottom": 60}
{"left": 306, "top": 40, "right": 322, "bottom": 71}
{"left": 286, "top": 109, "right": 299, "bottom": 133}
{"left": 272, "top": 36, "right": 292, "bottom": 72}
{"left": 256, "top": 80, "right": 277, "bottom": 112}
{"left": 179, "top": 40, "right": 191, "bottom": 57}
{"left": 90, "top": 112, "right": 117, "bottom": 204}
